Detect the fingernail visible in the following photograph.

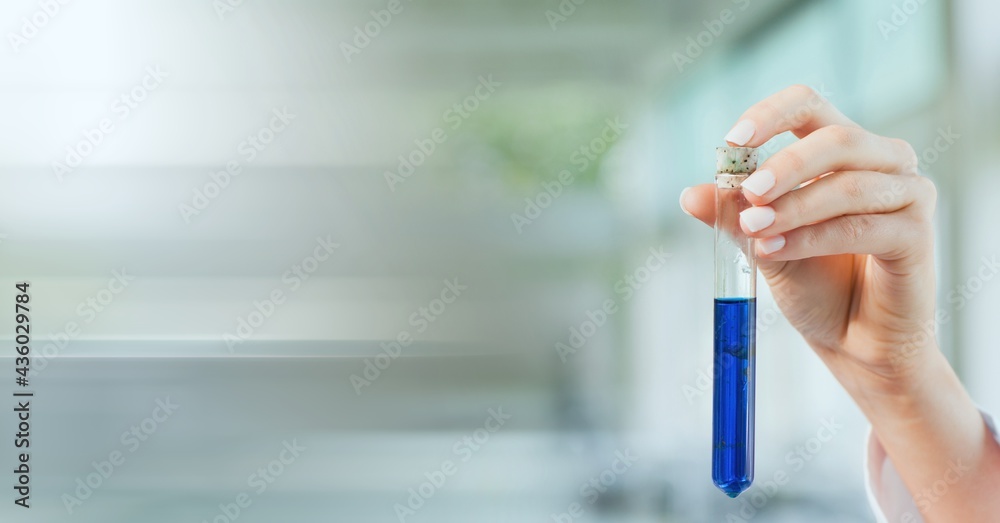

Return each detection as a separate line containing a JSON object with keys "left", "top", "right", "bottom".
{"left": 725, "top": 120, "right": 756, "bottom": 146}
{"left": 679, "top": 187, "right": 693, "bottom": 216}
{"left": 758, "top": 235, "right": 786, "bottom": 255}
{"left": 740, "top": 206, "right": 775, "bottom": 232}
{"left": 741, "top": 169, "right": 775, "bottom": 197}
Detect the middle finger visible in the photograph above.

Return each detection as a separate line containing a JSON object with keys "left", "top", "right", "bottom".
{"left": 739, "top": 125, "right": 917, "bottom": 205}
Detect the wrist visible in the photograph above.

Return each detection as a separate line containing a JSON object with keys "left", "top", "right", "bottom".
{"left": 842, "top": 348, "right": 962, "bottom": 424}
{"left": 822, "top": 338, "right": 939, "bottom": 405}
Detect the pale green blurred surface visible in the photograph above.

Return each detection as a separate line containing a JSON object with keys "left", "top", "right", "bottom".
{"left": 0, "top": 0, "right": 997, "bottom": 521}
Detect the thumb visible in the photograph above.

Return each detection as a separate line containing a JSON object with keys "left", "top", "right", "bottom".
{"left": 680, "top": 183, "right": 788, "bottom": 277}
{"left": 679, "top": 184, "right": 715, "bottom": 227}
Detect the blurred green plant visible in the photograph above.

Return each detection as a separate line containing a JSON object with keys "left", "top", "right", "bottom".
{"left": 457, "top": 88, "right": 627, "bottom": 197}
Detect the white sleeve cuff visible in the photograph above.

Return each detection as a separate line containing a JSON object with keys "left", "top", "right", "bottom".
{"left": 864, "top": 408, "right": 1000, "bottom": 523}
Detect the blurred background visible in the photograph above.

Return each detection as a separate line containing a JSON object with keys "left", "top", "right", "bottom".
{"left": 0, "top": 0, "right": 998, "bottom": 521}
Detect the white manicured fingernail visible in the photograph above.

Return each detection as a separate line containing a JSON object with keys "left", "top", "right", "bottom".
{"left": 725, "top": 120, "right": 756, "bottom": 146}
{"left": 740, "top": 206, "right": 775, "bottom": 232}
{"left": 741, "top": 169, "right": 775, "bottom": 196}
{"left": 758, "top": 235, "right": 786, "bottom": 255}
{"left": 679, "top": 187, "right": 694, "bottom": 216}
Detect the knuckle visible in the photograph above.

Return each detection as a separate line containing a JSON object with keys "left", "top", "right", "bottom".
{"left": 755, "top": 100, "right": 781, "bottom": 128}
{"left": 919, "top": 176, "right": 938, "bottom": 200}
{"left": 789, "top": 189, "right": 810, "bottom": 217}
{"left": 776, "top": 148, "right": 806, "bottom": 174}
{"left": 911, "top": 176, "right": 938, "bottom": 211}
{"left": 838, "top": 215, "right": 870, "bottom": 243}
{"left": 838, "top": 174, "right": 866, "bottom": 205}
{"left": 911, "top": 214, "right": 933, "bottom": 235}
{"left": 789, "top": 83, "right": 819, "bottom": 101}
{"left": 798, "top": 223, "right": 822, "bottom": 251}
{"left": 898, "top": 216, "right": 930, "bottom": 251}
{"left": 786, "top": 84, "right": 826, "bottom": 124}
{"left": 774, "top": 189, "right": 809, "bottom": 223}
{"left": 822, "top": 124, "right": 863, "bottom": 148}
{"left": 892, "top": 138, "right": 919, "bottom": 174}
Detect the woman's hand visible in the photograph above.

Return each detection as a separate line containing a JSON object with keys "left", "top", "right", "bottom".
{"left": 680, "top": 85, "right": 1000, "bottom": 523}
{"left": 680, "top": 84, "right": 937, "bottom": 394}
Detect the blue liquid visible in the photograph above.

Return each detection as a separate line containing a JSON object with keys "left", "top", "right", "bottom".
{"left": 712, "top": 298, "right": 756, "bottom": 497}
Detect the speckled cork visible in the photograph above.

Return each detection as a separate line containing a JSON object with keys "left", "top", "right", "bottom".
{"left": 716, "top": 147, "right": 758, "bottom": 174}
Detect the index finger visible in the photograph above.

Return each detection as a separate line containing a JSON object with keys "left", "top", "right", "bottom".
{"left": 724, "top": 84, "right": 858, "bottom": 148}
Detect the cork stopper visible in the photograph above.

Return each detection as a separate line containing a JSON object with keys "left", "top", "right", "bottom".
{"left": 716, "top": 147, "right": 758, "bottom": 174}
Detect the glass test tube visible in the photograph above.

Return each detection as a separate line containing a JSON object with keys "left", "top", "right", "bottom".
{"left": 712, "top": 146, "right": 758, "bottom": 498}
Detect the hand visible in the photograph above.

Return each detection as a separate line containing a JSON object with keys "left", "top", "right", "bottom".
{"left": 680, "top": 85, "right": 1000, "bottom": 522}
{"left": 680, "top": 84, "right": 938, "bottom": 393}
